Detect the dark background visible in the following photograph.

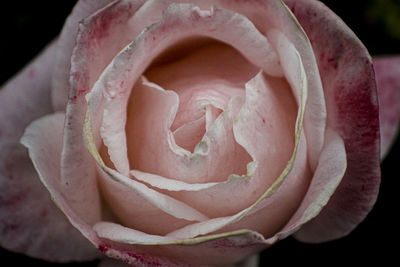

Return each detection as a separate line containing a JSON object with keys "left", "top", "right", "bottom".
{"left": 1, "top": 0, "right": 399, "bottom": 266}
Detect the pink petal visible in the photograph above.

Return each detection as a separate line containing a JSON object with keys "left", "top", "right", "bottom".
{"left": 285, "top": 0, "right": 380, "bottom": 242}
{"left": 159, "top": 70, "right": 300, "bottom": 219}
{"left": 222, "top": 129, "right": 310, "bottom": 239}
{"left": 172, "top": 116, "right": 206, "bottom": 152}
{"left": 194, "top": 0, "right": 327, "bottom": 171}
{"left": 209, "top": 29, "right": 313, "bottom": 238}
{"left": 125, "top": 77, "right": 251, "bottom": 184}
{"left": 205, "top": 104, "right": 223, "bottom": 131}
{"left": 0, "top": 42, "right": 96, "bottom": 262}
{"left": 20, "top": 109, "right": 208, "bottom": 267}
{"left": 130, "top": 169, "right": 248, "bottom": 192}
{"left": 373, "top": 56, "right": 400, "bottom": 158}
{"left": 82, "top": 1, "right": 317, "bottom": 264}
{"left": 99, "top": 3, "right": 281, "bottom": 178}
{"left": 98, "top": 160, "right": 210, "bottom": 223}
{"left": 164, "top": 37, "right": 308, "bottom": 238}
{"left": 60, "top": 0, "right": 149, "bottom": 224}
{"left": 97, "top": 166, "right": 208, "bottom": 235}
{"left": 18, "top": 113, "right": 100, "bottom": 261}
{"left": 51, "top": 0, "right": 122, "bottom": 111}
{"left": 94, "top": 222, "right": 268, "bottom": 266}
{"left": 273, "top": 129, "right": 347, "bottom": 242}
{"left": 87, "top": 0, "right": 309, "bottom": 241}
{"left": 87, "top": 79, "right": 210, "bottom": 234}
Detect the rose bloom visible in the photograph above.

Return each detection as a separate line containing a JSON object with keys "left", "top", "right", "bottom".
{"left": 1, "top": 0, "right": 400, "bottom": 266}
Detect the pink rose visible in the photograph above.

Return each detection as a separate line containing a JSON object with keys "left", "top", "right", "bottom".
{"left": 1, "top": 0, "right": 399, "bottom": 266}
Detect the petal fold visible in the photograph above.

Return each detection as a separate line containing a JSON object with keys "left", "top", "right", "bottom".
{"left": 51, "top": 0, "right": 124, "bottom": 111}
{"left": 97, "top": 2, "right": 283, "bottom": 178}
{"left": 60, "top": 0, "right": 148, "bottom": 225}
{"left": 278, "top": 129, "right": 346, "bottom": 242}
{"left": 0, "top": 41, "right": 97, "bottom": 262}
{"left": 19, "top": 113, "right": 100, "bottom": 261}
{"left": 285, "top": 0, "right": 380, "bottom": 242}
{"left": 94, "top": 221, "right": 268, "bottom": 266}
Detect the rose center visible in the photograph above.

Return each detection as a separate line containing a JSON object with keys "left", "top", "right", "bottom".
{"left": 145, "top": 40, "right": 257, "bottom": 154}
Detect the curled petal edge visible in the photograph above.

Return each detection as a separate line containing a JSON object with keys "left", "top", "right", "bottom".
{"left": 84, "top": 39, "right": 307, "bottom": 242}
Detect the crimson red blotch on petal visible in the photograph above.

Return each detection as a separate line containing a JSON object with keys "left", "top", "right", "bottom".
{"left": 285, "top": 0, "right": 380, "bottom": 242}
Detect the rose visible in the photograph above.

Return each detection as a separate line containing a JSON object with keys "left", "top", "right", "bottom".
{"left": 0, "top": 0, "right": 399, "bottom": 266}
{"left": 1, "top": 0, "right": 398, "bottom": 266}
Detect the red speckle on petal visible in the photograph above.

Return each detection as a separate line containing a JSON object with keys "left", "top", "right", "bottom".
{"left": 327, "top": 57, "right": 338, "bottom": 70}
{"left": 98, "top": 244, "right": 109, "bottom": 253}
{"left": 70, "top": 95, "right": 78, "bottom": 102}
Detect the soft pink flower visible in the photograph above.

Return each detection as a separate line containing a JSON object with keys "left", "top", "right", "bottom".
{"left": 0, "top": 0, "right": 398, "bottom": 266}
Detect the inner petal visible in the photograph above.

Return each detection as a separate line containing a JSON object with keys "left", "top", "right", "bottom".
{"left": 146, "top": 41, "right": 256, "bottom": 154}
{"left": 173, "top": 115, "right": 206, "bottom": 152}
{"left": 126, "top": 42, "right": 257, "bottom": 183}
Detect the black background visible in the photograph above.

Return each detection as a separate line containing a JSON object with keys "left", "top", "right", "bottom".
{"left": 1, "top": 1, "right": 399, "bottom": 266}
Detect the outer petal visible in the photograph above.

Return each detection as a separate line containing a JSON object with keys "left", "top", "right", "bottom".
{"left": 51, "top": 0, "right": 116, "bottom": 111}
{"left": 60, "top": 0, "right": 147, "bottom": 225}
{"left": 17, "top": 112, "right": 100, "bottom": 262}
{"left": 21, "top": 113, "right": 196, "bottom": 266}
{"left": 0, "top": 42, "right": 97, "bottom": 262}
{"left": 285, "top": 0, "right": 381, "bottom": 242}
{"left": 95, "top": 223, "right": 268, "bottom": 266}
{"left": 373, "top": 56, "right": 400, "bottom": 159}
{"left": 268, "top": 129, "right": 347, "bottom": 243}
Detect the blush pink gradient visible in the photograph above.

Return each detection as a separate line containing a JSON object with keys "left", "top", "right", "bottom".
{"left": 0, "top": 0, "right": 397, "bottom": 266}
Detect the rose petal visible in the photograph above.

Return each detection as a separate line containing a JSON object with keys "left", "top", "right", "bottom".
{"left": 285, "top": 0, "right": 380, "bottom": 242}
{"left": 0, "top": 41, "right": 96, "bottom": 262}
{"left": 163, "top": 32, "right": 308, "bottom": 238}
{"left": 220, "top": 129, "right": 310, "bottom": 239}
{"left": 97, "top": 3, "right": 283, "bottom": 176}
{"left": 172, "top": 115, "right": 206, "bottom": 152}
{"left": 85, "top": 106, "right": 210, "bottom": 235}
{"left": 373, "top": 56, "right": 400, "bottom": 159}
{"left": 51, "top": 0, "right": 122, "bottom": 111}
{"left": 18, "top": 113, "right": 100, "bottom": 261}
{"left": 18, "top": 106, "right": 185, "bottom": 264}
{"left": 98, "top": 166, "right": 210, "bottom": 222}
{"left": 60, "top": 0, "right": 149, "bottom": 224}
{"left": 145, "top": 69, "right": 299, "bottom": 219}
{"left": 94, "top": 222, "right": 268, "bottom": 266}
{"left": 84, "top": 0, "right": 308, "bottom": 240}
{"left": 129, "top": 169, "right": 221, "bottom": 192}
{"left": 187, "top": 0, "right": 327, "bottom": 171}
{"left": 82, "top": 1, "right": 314, "bottom": 264}
{"left": 205, "top": 104, "right": 223, "bottom": 131}
{"left": 273, "top": 129, "right": 346, "bottom": 242}
{"left": 125, "top": 76, "right": 251, "bottom": 184}
{"left": 97, "top": 166, "right": 206, "bottom": 235}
